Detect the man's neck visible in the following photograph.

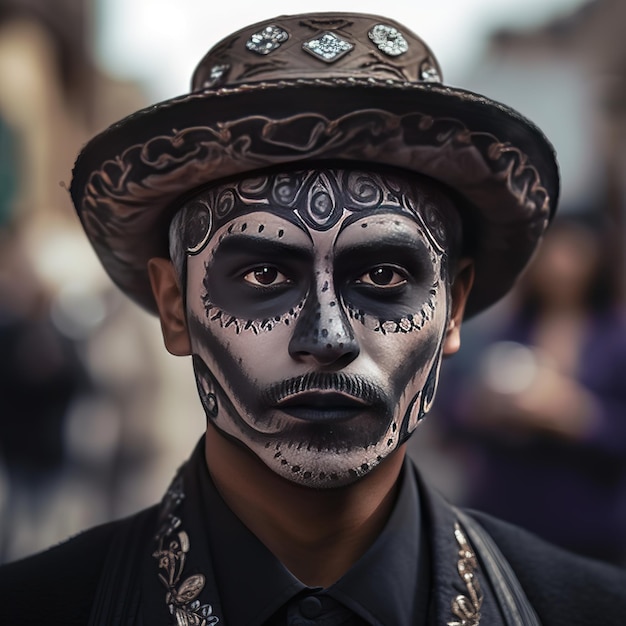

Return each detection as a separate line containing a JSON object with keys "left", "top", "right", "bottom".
{"left": 204, "top": 425, "right": 406, "bottom": 588}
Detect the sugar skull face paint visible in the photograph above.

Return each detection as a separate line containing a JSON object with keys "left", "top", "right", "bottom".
{"left": 172, "top": 168, "right": 461, "bottom": 487}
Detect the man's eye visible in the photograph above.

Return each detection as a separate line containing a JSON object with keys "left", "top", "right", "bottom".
{"left": 242, "top": 265, "right": 291, "bottom": 287}
{"left": 356, "top": 266, "right": 407, "bottom": 288}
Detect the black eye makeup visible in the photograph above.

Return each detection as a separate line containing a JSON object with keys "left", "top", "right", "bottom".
{"left": 204, "top": 235, "right": 311, "bottom": 319}
{"left": 332, "top": 230, "right": 439, "bottom": 322}
{"left": 336, "top": 240, "right": 433, "bottom": 287}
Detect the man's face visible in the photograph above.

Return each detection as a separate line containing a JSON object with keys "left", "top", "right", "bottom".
{"left": 175, "top": 168, "right": 461, "bottom": 487}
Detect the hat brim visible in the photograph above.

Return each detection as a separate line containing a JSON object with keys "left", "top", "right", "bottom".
{"left": 71, "top": 78, "right": 559, "bottom": 317}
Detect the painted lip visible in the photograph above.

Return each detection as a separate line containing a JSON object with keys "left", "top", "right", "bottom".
{"left": 275, "top": 391, "right": 371, "bottom": 422}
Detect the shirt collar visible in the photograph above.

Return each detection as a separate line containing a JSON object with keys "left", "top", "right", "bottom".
{"left": 198, "top": 451, "right": 427, "bottom": 626}
{"left": 328, "top": 460, "right": 428, "bottom": 625}
{"left": 197, "top": 453, "right": 304, "bottom": 625}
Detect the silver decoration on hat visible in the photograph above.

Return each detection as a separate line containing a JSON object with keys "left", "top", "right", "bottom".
{"left": 246, "top": 25, "right": 289, "bottom": 55}
{"left": 419, "top": 60, "right": 441, "bottom": 83}
{"left": 368, "top": 24, "right": 409, "bottom": 57}
{"left": 302, "top": 31, "right": 354, "bottom": 63}
{"left": 201, "top": 64, "right": 230, "bottom": 89}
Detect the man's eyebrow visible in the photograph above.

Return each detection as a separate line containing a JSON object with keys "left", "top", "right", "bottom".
{"left": 334, "top": 231, "right": 431, "bottom": 258}
{"left": 211, "top": 234, "right": 314, "bottom": 262}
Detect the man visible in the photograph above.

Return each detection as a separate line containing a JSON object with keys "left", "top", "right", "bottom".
{"left": 1, "top": 12, "right": 625, "bottom": 626}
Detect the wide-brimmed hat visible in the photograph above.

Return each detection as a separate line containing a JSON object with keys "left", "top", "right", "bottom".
{"left": 70, "top": 12, "right": 559, "bottom": 317}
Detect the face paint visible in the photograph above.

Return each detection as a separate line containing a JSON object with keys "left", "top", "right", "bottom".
{"left": 174, "top": 168, "right": 459, "bottom": 487}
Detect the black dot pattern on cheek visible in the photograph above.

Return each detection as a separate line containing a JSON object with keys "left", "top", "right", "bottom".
{"left": 202, "top": 295, "right": 305, "bottom": 334}
{"left": 345, "top": 279, "right": 440, "bottom": 334}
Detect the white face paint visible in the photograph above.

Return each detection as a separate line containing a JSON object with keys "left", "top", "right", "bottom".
{"left": 175, "top": 168, "right": 458, "bottom": 487}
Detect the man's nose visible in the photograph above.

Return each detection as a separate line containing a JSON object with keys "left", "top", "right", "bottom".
{"left": 288, "top": 284, "right": 360, "bottom": 367}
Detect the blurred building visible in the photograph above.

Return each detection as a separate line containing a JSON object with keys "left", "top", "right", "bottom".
{"left": 468, "top": 0, "right": 626, "bottom": 295}
{"left": 0, "top": 0, "right": 145, "bottom": 261}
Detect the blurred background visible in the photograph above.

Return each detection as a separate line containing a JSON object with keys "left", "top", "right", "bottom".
{"left": 1, "top": 0, "right": 625, "bottom": 565}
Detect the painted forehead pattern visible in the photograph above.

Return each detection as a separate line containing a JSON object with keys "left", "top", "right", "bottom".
{"left": 173, "top": 168, "right": 456, "bottom": 258}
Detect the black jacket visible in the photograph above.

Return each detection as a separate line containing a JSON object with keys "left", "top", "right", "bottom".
{"left": 0, "top": 456, "right": 624, "bottom": 625}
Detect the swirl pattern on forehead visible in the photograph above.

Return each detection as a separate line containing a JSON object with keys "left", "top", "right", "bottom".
{"left": 173, "top": 168, "right": 453, "bottom": 259}
{"left": 344, "top": 170, "right": 386, "bottom": 208}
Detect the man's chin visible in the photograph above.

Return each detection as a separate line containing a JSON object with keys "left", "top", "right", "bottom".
{"left": 248, "top": 429, "right": 402, "bottom": 489}
{"left": 260, "top": 449, "right": 395, "bottom": 489}
{"left": 208, "top": 401, "right": 402, "bottom": 487}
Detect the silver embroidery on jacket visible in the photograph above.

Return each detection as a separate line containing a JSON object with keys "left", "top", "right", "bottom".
{"left": 448, "top": 522, "right": 483, "bottom": 626}
{"left": 153, "top": 474, "right": 220, "bottom": 625}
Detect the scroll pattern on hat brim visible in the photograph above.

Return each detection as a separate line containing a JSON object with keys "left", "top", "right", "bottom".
{"left": 71, "top": 79, "right": 559, "bottom": 317}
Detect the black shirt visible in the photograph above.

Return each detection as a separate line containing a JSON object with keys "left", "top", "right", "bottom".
{"left": 198, "top": 454, "right": 430, "bottom": 626}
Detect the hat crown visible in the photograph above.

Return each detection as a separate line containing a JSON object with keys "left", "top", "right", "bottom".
{"left": 191, "top": 13, "right": 443, "bottom": 91}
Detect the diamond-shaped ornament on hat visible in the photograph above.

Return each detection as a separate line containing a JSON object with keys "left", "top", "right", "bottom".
{"left": 419, "top": 60, "right": 441, "bottom": 83}
{"left": 302, "top": 31, "right": 354, "bottom": 63}
{"left": 246, "top": 25, "right": 289, "bottom": 55}
{"left": 368, "top": 24, "right": 409, "bottom": 57}
{"left": 201, "top": 64, "right": 230, "bottom": 89}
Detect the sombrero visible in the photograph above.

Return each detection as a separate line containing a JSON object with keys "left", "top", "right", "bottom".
{"left": 70, "top": 12, "right": 559, "bottom": 317}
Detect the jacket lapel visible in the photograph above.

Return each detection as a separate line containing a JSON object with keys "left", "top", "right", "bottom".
{"left": 414, "top": 464, "right": 506, "bottom": 626}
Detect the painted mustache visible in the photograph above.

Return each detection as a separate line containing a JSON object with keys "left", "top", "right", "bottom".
{"left": 262, "top": 372, "right": 389, "bottom": 408}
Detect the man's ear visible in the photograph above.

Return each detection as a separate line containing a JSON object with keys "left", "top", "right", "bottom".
{"left": 147, "top": 257, "right": 191, "bottom": 356}
{"left": 442, "top": 258, "right": 475, "bottom": 357}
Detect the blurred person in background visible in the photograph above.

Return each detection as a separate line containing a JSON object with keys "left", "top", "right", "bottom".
{"left": 437, "top": 213, "right": 626, "bottom": 564}
{"left": 1, "top": 111, "right": 88, "bottom": 562}
{"left": 0, "top": 185, "right": 90, "bottom": 564}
